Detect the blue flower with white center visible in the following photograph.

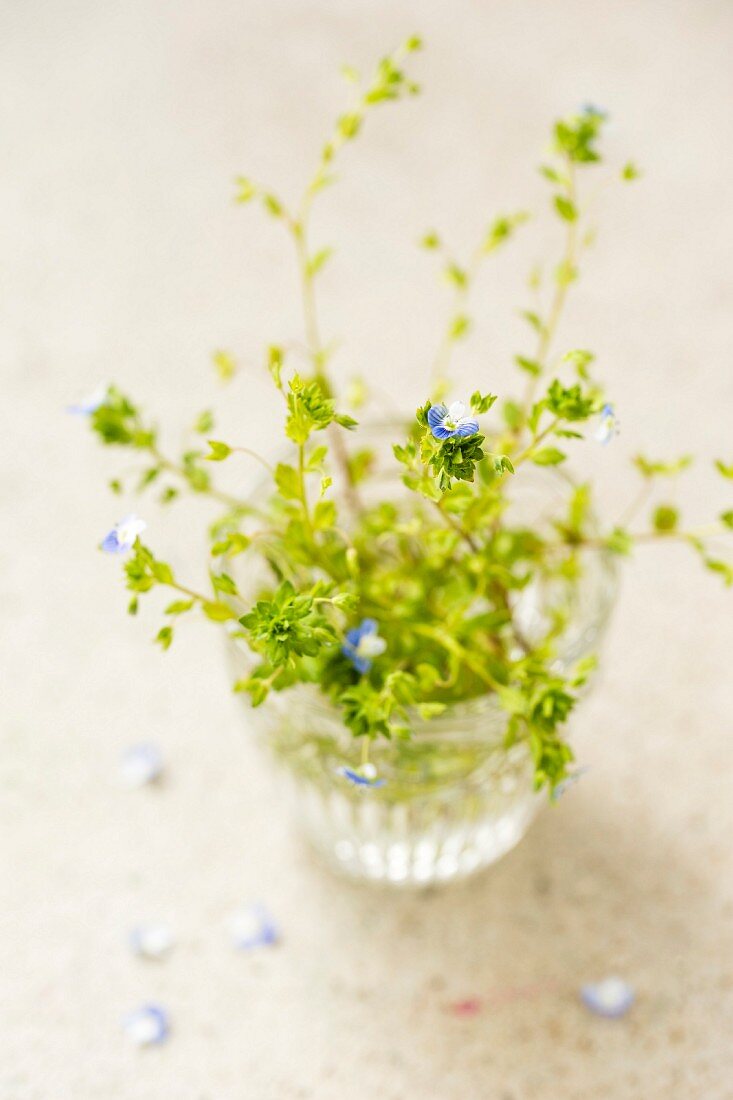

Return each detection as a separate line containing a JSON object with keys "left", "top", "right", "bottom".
{"left": 66, "top": 383, "right": 108, "bottom": 416}
{"left": 550, "top": 766, "right": 589, "bottom": 803}
{"left": 337, "top": 763, "right": 386, "bottom": 789}
{"left": 342, "top": 618, "right": 387, "bottom": 674}
{"left": 581, "top": 977, "right": 635, "bottom": 1019}
{"left": 122, "top": 1004, "right": 169, "bottom": 1046}
{"left": 427, "top": 400, "right": 480, "bottom": 441}
{"left": 229, "top": 903, "right": 279, "bottom": 950}
{"left": 120, "top": 743, "right": 163, "bottom": 788}
{"left": 595, "top": 403, "right": 619, "bottom": 445}
{"left": 129, "top": 922, "right": 174, "bottom": 960}
{"left": 101, "top": 514, "right": 147, "bottom": 554}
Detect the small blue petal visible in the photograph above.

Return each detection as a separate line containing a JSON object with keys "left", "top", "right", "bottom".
{"left": 66, "top": 385, "right": 108, "bottom": 416}
{"left": 129, "top": 923, "right": 174, "bottom": 959}
{"left": 122, "top": 1004, "right": 169, "bottom": 1046}
{"left": 120, "top": 743, "right": 163, "bottom": 788}
{"left": 581, "top": 978, "right": 635, "bottom": 1019}
{"left": 230, "top": 904, "right": 279, "bottom": 950}
{"left": 427, "top": 404, "right": 448, "bottom": 430}
{"left": 101, "top": 530, "right": 123, "bottom": 553}
{"left": 337, "top": 766, "right": 386, "bottom": 789}
{"left": 341, "top": 645, "right": 371, "bottom": 673}
{"left": 342, "top": 617, "right": 385, "bottom": 674}
{"left": 454, "top": 418, "right": 479, "bottom": 437}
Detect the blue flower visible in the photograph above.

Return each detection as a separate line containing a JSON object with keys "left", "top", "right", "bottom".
{"left": 229, "top": 903, "right": 279, "bottom": 950}
{"left": 427, "top": 400, "right": 480, "bottom": 441}
{"left": 120, "top": 743, "right": 163, "bottom": 788}
{"left": 342, "top": 618, "right": 386, "bottom": 674}
{"left": 67, "top": 383, "right": 108, "bottom": 416}
{"left": 337, "top": 764, "right": 386, "bottom": 789}
{"left": 122, "top": 1004, "right": 169, "bottom": 1046}
{"left": 129, "top": 923, "right": 174, "bottom": 960}
{"left": 595, "top": 403, "right": 619, "bottom": 445}
{"left": 101, "top": 514, "right": 147, "bottom": 554}
{"left": 581, "top": 977, "right": 635, "bottom": 1019}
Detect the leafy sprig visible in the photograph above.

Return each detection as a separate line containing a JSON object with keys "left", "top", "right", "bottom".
{"left": 78, "top": 44, "right": 733, "bottom": 797}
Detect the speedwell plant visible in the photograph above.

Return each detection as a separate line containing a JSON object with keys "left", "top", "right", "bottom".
{"left": 75, "top": 38, "right": 732, "bottom": 796}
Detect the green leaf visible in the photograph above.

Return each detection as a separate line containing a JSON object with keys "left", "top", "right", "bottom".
{"left": 151, "top": 561, "right": 174, "bottom": 585}
{"left": 520, "top": 310, "right": 544, "bottom": 334}
{"left": 561, "top": 348, "right": 595, "bottom": 380}
{"left": 202, "top": 601, "right": 238, "bottom": 622}
{"left": 449, "top": 314, "right": 471, "bottom": 340}
{"left": 307, "top": 247, "right": 333, "bottom": 277}
{"left": 420, "top": 230, "right": 441, "bottom": 250}
{"left": 275, "top": 463, "right": 301, "bottom": 501}
{"left": 155, "top": 626, "right": 173, "bottom": 650}
{"left": 444, "top": 263, "right": 467, "bottom": 289}
{"left": 313, "top": 499, "right": 336, "bottom": 530}
{"left": 553, "top": 195, "right": 578, "bottom": 221}
{"left": 234, "top": 176, "right": 256, "bottom": 203}
{"left": 621, "top": 161, "right": 641, "bottom": 181}
{"left": 720, "top": 510, "right": 733, "bottom": 530}
{"left": 212, "top": 350, "right": 236, "bottom": 382}
{"left": 212, "top": 572, "right": 238, "bottom": 595}
{"left": 531, "top": 447, "right": 566, "bottom": 466}
{"left": 715, "top": 460, "right": 733, "bottom": 480}
{"left": 634, "top": 454, "right": 693, "bottom": 478}
{"left": 306, "top": 445, "right": 328, "bottom": 471}
{"left": 652, "top": 505, "right": 678, "bottom": 533}
{"left": 482, "top": 211, "right": 529, "bottom": 253}
{"left": 210, "top": 532, "right": 251, "bottom": 558}
{"left": 262, "top": 192, "right": 284, "bottom": 217}
{"left": 470, "top": 391, "right": 498, "bottom": 414}
{"left": 234, "top": 677, "right": 269, "bottom": 706}
{"left": 164, "top": 599, "right": 195, "bottom": 615}
{"left": 606, "top": 527, "right": 633, "bottom": 555}
{"left": 194, "top": 409, "right": 214, "bottom": 434}
{"left": 206, "top": 440, "right": 232, "bottom": 462}
{"left": 490, "top": 454, "right": 515, "bottom": 475}
{"left": 514, "top": 355, "right": 542, "bottom": 377}
{"left": 267, "top": 345, "right": 284, "bottom": 390}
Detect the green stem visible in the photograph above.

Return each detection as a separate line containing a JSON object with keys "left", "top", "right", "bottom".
{"left": 150, "top": 446, "right": 251, "bottom": 512}
{"left": 517, "top": 160, "right": 578, "bottom": 433}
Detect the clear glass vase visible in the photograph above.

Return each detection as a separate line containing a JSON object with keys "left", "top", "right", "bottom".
{"left": 226, "top": 423, "right": 617, "bottom": 888}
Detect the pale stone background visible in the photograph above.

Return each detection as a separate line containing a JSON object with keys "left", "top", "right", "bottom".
{"left": 2, "top": 1, "right": 733, "bottom": 1097}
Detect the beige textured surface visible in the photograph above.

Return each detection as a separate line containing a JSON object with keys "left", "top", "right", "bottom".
{"left": 3, "top": 2, "right": 733, "bottom": 1097}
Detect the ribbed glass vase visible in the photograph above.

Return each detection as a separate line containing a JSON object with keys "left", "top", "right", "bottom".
{"left": 226, "top": 424, "right": 617, "bottom": 888}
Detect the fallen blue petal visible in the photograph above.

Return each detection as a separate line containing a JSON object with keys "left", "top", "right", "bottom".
{"left": 122, "top": 1004, "right": 169, "bottom": 1046}
{"left": 581, "top": 977, "right": 635, "bottom": 1018}
{"left": 129, "top": 923, "right": 174, "bottom": 960}
{"left": 229, "top": 903, "right": 279, "bottom": 950}
{"left": 120, "top": 744, "right": 163, "bottom": 788}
